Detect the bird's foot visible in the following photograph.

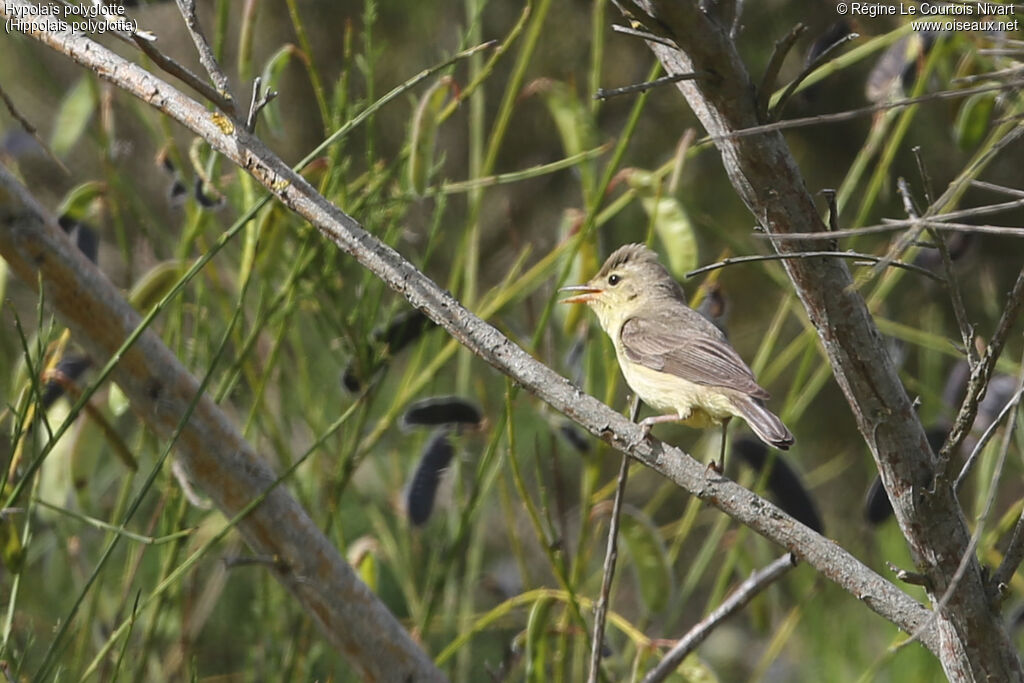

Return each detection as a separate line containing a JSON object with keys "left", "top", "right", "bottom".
{"left": 629, "top": 419, "right": 654, "bottom": 448}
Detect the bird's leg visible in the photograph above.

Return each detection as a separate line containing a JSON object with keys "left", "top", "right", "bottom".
{"left": 637, "top": 413, "right": 681, "bottom": 439}
{"left": 710, "top": 418, "right": 731, "bottom": 475}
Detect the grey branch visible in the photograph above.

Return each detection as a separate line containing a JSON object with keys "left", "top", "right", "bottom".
{"left": 0, "top": 0, "right": 944, "bottom": 662}
{"left": 174, "top": 0, "right": 235, "bottom": 114}
{"left": 641, "top": 553, "right": 796, "bottom": 683}
{"left": 992, "top": 504, "right": 1024, "bottom": 597}
{"left": 588, "top": 398, "right": 640, "bottom": 683}
{"left": 939, "top": 267, "right": 1024, "bottom": 483}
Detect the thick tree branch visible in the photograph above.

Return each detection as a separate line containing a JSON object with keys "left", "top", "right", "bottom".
{"left": 623, "top": 1, "right": 1021, "bottom": 680}
{"left": 0, "top": 2, "right": 943, "bottom": 658}
{"left": 0, "top": 167, "right": 445, "bottom": 682}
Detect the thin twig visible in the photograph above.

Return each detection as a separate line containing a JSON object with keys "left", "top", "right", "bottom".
{"left": 684, "top": 249, "right": 943, "bottom": 282}
{"left": 912, "top": 146, "right": 935, "bottom": 206}
{"left": 667, "top": 128, "right": 696, "bottom": 194}
{"left": 0, "top": 83, "right": 68, "bottom": 173}
{"left": 587, "top": 399, "right": 639, "bottom": 683}
{"left": 641, "top": 553, "right": 796, "bottom": 683}
{"left": 595, "top": 72, "right": 707, "bottom": 100}
{"left": 977, "top": 48, "right": 1024, "bottom": 56}
{"left": 859, "top": 220, "right": 1023, "bottom": 239}
{"left": 954, "top": 366, "right": 1024, "bottom": 492}
{"left": 754, "top": 196, "right": 1024, "bottom": 241}
{"left": 756, "top": 23, "right": 806, "bottom": 123}
{"left": 867, "top": 177, "right": 927, "bottom": 280}
{"left": 970, "top": 180, "right": 1024, "bottom": 198}
{"left": 952, "top": 64, "right": 1024, "bottom": 85}
{"left": 246, "top": 77, "right": 278, "bottom": 133}
{"left": 705, "top": 79, "right": 1024, "bottom": 142}
{"left": 896, "top": 179, "right": 974, "bottom": 366}
{"left": 992, "top": 502, "right": 1024, "bottom": 596}
{"left": 770, "top": 30, "right": 859, "bottom": 122}
{"left": 611, "top": 24, "right": 679, "bottom": 49}
{"left": 730, "top": 0, "right": 744, "bottom": 39}
{"left": 939, "top": 268, "right": 1024, "bottom": 482}
{"left": 869, "top": 196, "right": 1024, "bottom": 230}
{"left": 174, "top": 0, "right": 235, "bottom": 115}
{"left": 131, "top": 34, "right": 235, "bottom": 113}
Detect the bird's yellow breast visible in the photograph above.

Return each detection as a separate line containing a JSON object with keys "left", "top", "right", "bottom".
{"left": 614, "top": 347, "right": 739, "bottom": 427}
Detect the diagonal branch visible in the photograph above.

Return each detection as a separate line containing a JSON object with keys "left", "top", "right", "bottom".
{"left": 938, "top": 267, "right": 1024, "bottom": 482}
{"left": 174, "top": 0, "right": 235, "bottom": 115}
{"left": 0, "top": 0, "right": 942, "bottom": 657}
{"left": 642, "top": 553, "right": 795, "bottom": 683}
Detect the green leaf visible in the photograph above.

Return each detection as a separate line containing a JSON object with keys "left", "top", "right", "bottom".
{"left": 525, "top": 596, "right": 555, "bottom": 683}
{"left": 108, "top": 383, "right": 130, "bottom": 418}
{"left": 614, "top": 507, "right": 671, "bottom": 614}
{"left": 128, "top": 260, "right": 188, "bottom": 314}
{"left": 51, "top": 75, "right": 95, "bottom": 158}
{"left": 953, "top": 92, "right": 995, "bottom": 151}
{"left": 347, "top": 537, "right": 381, "bottom": 594}
{"left": 259, "top": 44, "right": 300, "bottom": 137}
{"left": 57, "top": 181, "right": 105, "bottom": 222}
{"left": 408, "top": 76, "right": 453, "bottom": 196}
{"left": 0, "top": 516, "right": 24, "bottom": 574}
{"left": 618, "top": 505, "right": 674, "bottom": 613}
{"left": 528, "top": 79, "right": 599, "bottom": 199}
{"left": 627, "top": 170, "right": 698, "bottom": 279}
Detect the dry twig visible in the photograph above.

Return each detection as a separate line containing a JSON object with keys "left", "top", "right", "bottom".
{"left": 641, "top": 553, "right": 796, "bottom": 683}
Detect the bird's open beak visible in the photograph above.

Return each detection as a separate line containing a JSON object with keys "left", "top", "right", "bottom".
{"left": 559, "top": 285, "right": 602, "bottom": 304}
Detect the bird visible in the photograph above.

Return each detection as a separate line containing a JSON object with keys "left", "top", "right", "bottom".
{"left": 560, "top": 243, "right": 793, "bottom": 470}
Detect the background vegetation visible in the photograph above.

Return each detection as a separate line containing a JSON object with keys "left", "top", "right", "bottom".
{"left": 1, "top": 0, "right": 1022, "bottom": 680}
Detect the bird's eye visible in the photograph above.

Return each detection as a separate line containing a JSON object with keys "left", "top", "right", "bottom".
{"left": 608, "top": 274, "right": 621, "bottom": 286}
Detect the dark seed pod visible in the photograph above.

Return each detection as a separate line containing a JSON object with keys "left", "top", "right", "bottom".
{"left": 1010, "top": 603, "right": 1024, "bottom": 634}
{"left": 914, "top": 233, "right": 974, "bottom": 271}
{"left": 341, "top": 366, "right": 362, "bottom": 393}
{"left": 734, "top": 437, "right": 824, "bottom": 534}
{"left": 169, "top": 179, "right": 188, "bottom": 205}
{"left": 58, "top": 215, "right": 98, "bottom": 264}
{"left": 157, "top": 148, "right": 176, "bottom": 175}
{"left": 374, "top": 309, "right": 435, "bottom": 353}
{"left": 194, "top": 177, "right": 222, "bottom": 209}
{"left": 40, "top": 354, "right": 92, "bottom": 409}
{"left": 557, "top": 422, "right": 591, "bottom": 454}
{"left": 863, "top": 475, "right": 891, "bottom": 526}
{"left": 942, "top": 360, "right": 971, "bottom": 412}
{"left": 402, "top": 396, "right": 482, "bottom": 430}
{"left": 696, "top": 282, "right": 728, "bottom": 335}
{"left": 342, "top": 311, "right": 437, "bottom": 394}
{"left": 406, "top": 429, "right": 455, "bottom": 526}
{"left": 806, "top": 21, "right": 853, "bottom": 68}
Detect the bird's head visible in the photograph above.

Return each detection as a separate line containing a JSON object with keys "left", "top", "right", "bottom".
{"left": 560, "top": 243, "right": 683, "bottom": 329}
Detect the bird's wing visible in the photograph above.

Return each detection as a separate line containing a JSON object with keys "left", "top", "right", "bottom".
{"left": 620, "top": 311, "right": 770, "bottom": 399}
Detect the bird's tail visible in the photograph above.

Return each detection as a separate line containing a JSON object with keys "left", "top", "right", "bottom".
{"left": 732, "top": 395, "right": 794, "bottom": 450}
